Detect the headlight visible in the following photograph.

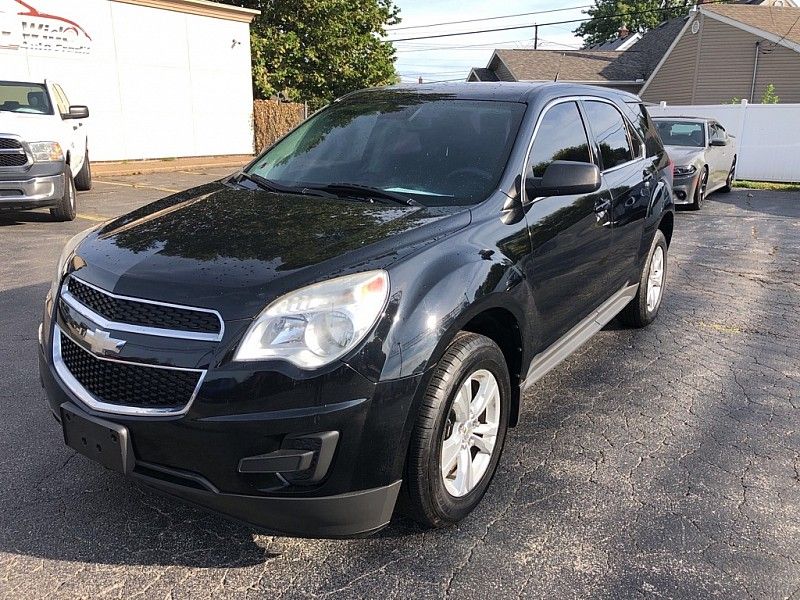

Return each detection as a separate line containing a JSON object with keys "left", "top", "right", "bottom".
{"left": 49, "top": 227, "right": 95, "bottom": 300}
{"left": 674, "top": 165, "right": 697, "bottom": 177}
{"left": 235, "top": 270, "right": 390, "bottom": 368}
{"left": 29, "top": 141, "right": 63, "bottom": 163}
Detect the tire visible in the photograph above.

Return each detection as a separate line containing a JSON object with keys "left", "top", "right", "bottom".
{"left": 403, "top": 331, "right": 511, "bottom": 528}
{"left": 74, "top": 149, "right": 92, "bottom": 191}
{"left": 689, "top": 167, "right": 707, "bottom": 210}
{"left": 50, "top": 170, "right": 77, "bottom": 222}
{"left": 618, "top": 229, "right": 668, "bottom": 329}
{"left": 720, "top": 157, "right": 736, "bottom": 193}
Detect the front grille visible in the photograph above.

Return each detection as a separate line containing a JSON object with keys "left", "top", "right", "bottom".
{"left": 0, "top": 138, "right": 22, "bottom": 150}
{"left": 60, "top": 332, "right": 201, "bottom": 409}
{"left": 66, "top": 277, "right": 221, "bottom": 335}
{"left": 0, "top": 153, "right": 27, "bottom": 167}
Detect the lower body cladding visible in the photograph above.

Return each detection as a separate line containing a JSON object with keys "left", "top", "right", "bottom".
{"left": 0, "top": 162, "right": 66, "bottom": 211}
{"left": 670, "top": 172, "right": 700, "bottom": 205}
{"left": 39, "top": 329, "right": 421, "bottom": 538}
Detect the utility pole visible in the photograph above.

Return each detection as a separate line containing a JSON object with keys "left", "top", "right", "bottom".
{"left": 534, "top": 23, "right": 538, "bottom": 49}
{"left": 418, "top": 75, "right": 423, "bottom": 84}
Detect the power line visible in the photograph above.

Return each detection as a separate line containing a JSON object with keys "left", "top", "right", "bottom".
{"left": 386, "top": 5, "right": 593, "bottom": 32}
{"left": 395, "top": 38, "right": 534, "bottom": 53}
{"left": 386, "top": 4, "right": 722, "bottom": 43}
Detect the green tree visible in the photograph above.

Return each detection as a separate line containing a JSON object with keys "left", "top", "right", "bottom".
{"left": 219, "top": 0, "right": 400, "bottom": 107}
{"left": 574, "top": 0, "right": 692, "bottom": 46}
{"left": 761, "top": 83, "right": 780, "bottom": 104}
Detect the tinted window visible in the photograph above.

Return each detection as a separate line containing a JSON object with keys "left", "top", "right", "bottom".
{"left": 0, "top": 81, "right": 53, "bottom": 115}
{"left": 249, "top": 93, "right": 526, "bottom": 206}
{"left": 654, "top": 120, "right": 705, "bottom": 147}
{"left": 625, "top": 102, "right": 664, "bottom": 158}
{"left": 526, "top": 102, "right": 591, "bottom": 178}
{"left": 584, "top": 101, "right": 634, "bottom": 170}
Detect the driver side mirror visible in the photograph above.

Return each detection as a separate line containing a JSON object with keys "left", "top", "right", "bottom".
{"left": 64, "top": 105, "right": 89, "bottom": 120}
{"left": 709, "top": 138, "right": 727, "bottom": 147}
{"left": 525, "top": 161, "right": 601, "bottom": 198}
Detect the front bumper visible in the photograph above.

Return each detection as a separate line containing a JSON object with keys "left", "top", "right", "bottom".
{"left": 39, "top": 299, "right": 421, "bottom": 537}
{"left": 0, "top": 166, "right": 65, "bottom": 210}
{"left": 671, "top": 171, "right": 700, "bottom": 205}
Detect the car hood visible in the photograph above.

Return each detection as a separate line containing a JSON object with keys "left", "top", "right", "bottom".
{"left": 0, "top": 111, "right": 60, "bottom": 142}
{"left": 71, "top": 182, "right": 470, "bottom": 320}
{"left": 664, "top": 145, "right": 704, "bottom": 166}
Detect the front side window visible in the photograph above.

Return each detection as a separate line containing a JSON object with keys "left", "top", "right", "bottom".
{"left": 526, "top": 101, "right": 592, "bottom": 178}
{"left": 583, "top": 101, "right": 634, "bottom": 170}
{"left": 0, "top": 81, "right": 53, "bottom": 115}
{"left": 247, "top": 92, "right": 526, "bottom": 207}
{"left": 654, "top": 120, "right": 706, "bottom": 148}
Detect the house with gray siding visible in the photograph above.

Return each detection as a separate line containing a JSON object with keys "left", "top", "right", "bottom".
{"left": 641, "top": 4, "right": 800, "bottom": 104}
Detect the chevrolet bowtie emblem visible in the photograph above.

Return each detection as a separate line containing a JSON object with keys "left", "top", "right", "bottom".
{"left": 82, "top": 328, "right": 126, "bottom": 356}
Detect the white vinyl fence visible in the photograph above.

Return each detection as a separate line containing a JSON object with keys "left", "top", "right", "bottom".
{"left": 647, "top": 101, "right": 800, "bottom": 183}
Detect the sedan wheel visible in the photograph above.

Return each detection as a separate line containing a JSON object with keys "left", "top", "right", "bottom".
{"left": 690, "top": 169, "right": 707, "bottom": 210}
{"left": 440, "top": 369, "right": 501, "bottom": 497}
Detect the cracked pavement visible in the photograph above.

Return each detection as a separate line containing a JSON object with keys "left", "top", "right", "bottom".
{"left": 0, "top": 173, "right": 798, "bottom": 599}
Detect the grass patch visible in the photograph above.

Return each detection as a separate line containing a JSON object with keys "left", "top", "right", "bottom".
{"left": 734, "top": 180, "right": 800, "bottom": 192}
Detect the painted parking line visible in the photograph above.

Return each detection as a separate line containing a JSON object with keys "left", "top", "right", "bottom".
{"left": 94, "top": 179, "right": 180, "bottom": 194}
{"left": 77, "top": 213, "right": 109, "bottom": 222}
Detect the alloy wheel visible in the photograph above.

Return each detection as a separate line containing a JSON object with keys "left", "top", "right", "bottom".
{"left": 440, "top": 369, "right": 501, "bottom": 497}
{"left": 646, "top": 245, "right": 665, "bottom": 312}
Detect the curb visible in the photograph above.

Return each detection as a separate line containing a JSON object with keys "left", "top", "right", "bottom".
{"left": 92, "top": 155, "right": 254, "bottom": 177}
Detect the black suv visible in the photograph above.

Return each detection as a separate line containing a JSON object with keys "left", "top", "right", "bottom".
{"left": 39, "top": 83, "right": 674, "bottom": 537}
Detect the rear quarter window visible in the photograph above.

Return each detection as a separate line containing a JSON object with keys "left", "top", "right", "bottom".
{"left": 625, "top": 102, "right": 665, "bottom": 158}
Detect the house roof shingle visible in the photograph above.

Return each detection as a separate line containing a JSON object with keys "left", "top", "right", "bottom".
{"left": 702, "top": 4, "right": 800, "bottom": 45}
{"left": 605, "top": 15, "right": 689, "bottom": 79}
{"left": 467, "top": 67, "right": 499, "bottom": 82}
{"left": 493, "top": 49, "right": 638, "bottom": 82}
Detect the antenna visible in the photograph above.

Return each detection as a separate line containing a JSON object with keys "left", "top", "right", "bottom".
{"left": 554, "top": 52, "right": 565, "bottom": 81}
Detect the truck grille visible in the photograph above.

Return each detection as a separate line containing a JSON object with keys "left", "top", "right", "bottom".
{"left": 66, "top": 276, "right": 222, "bottom": 336}
{"left": 59, "top": 331, "right": 202, "bottom": 410}
{"left": 0, "top": 138, "right": 22, "bottom": 150}
{"left": 0, "top": 153, "right": 27, "bottom": 167}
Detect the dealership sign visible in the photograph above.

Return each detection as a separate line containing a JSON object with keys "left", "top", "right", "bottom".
{"left": 0, "top": 0, "right": 91, "bottom": 53}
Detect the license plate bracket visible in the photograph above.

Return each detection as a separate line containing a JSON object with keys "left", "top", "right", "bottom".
{"left": 60, "top": 402, "right": 134, "bottom": 474}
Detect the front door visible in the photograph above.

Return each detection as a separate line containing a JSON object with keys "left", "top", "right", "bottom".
{"left": 522, "top": 100, "right": 614, "bottom": 348}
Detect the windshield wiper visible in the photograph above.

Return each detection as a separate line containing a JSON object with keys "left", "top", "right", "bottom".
{"left": 313, "top": 183, "right": 422, "bottom": 207}
{"left": 232, "top": 172, "right": 337, "bottom": 198}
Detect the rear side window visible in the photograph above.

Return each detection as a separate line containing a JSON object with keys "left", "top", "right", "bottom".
{"left": 583, "top": 100, "right": 633, "bottom": 170}
{"left": 626, "top": 102, "right": 664, "bottom": 158}
{"left": 527, "top": 101, "right": 592, "bottom": 178}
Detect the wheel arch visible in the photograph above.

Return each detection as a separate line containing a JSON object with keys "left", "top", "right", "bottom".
{"left": 658, "top": 210, "right": 674, "bottom": 247}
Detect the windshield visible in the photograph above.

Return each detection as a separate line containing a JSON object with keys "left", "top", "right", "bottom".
{"left": 0, "top": 82, "right": 53, "bottom": 115}
{"left": 654, "top": 120, "right": 705, "bottom": 147}
{"left": 246, "top": 92, "right": 526, "bottom": 206}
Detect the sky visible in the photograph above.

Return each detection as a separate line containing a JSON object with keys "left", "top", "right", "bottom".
{"left": 388, "top": 0, "right": 591, "bottom": 83}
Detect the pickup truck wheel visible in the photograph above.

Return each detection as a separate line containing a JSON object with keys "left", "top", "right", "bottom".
{"left": 74, "top": 150, "right": 92, "bottom": 191}
{"left": 618, "top": 229, "right": 667, "bottom": 328}
{"left": 402, "top": 332, "right": 510, "bottom": 528}
{"left": 50, "top": 171, "right": 77, "bottom": 222}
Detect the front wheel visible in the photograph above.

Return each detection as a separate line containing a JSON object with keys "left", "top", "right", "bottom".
{"left": 403, "top": 332, "right": 510, "bottom": 528}
{"left": 689, "top": 167, "right": 707, "bottom": 210}
{"left": 618, "top": 229, "right": 668, "bottom": 328}
{"left": 50, "top": 170, "right": 77, "bottom": 222}
{"left": 720, "top": 157, "right": 736, "bottom": 193}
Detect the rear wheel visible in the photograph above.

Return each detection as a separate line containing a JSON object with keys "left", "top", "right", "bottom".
{"left": 403, "top": 332, "right": 510, "bottom": 528}
{"left": 618, "top": 229, "right": 667, "bottom": 328}
{"left": 689, "top": 167, "right": 707, "bottom": 210}
{"left": 720, "top": 157, "right": 736, "bottom": 193}
{"left": 50, "top": 170, "right": 77, "bottom": 222}
{"left": 74, "top": 149, "right": 92, "bottom": 191}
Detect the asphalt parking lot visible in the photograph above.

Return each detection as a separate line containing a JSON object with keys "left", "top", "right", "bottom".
{"left": 1, "top": 173, "right": 798, "bottom": 599}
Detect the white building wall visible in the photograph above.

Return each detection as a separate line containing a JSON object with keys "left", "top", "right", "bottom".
{"left": 648, "top": 101, "right": 800, "bottom": 183}
{"left": 0, "top": 0, "right": 254, "bottom": 161}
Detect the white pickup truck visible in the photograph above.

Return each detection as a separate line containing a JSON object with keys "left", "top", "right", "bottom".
{"left": 0, "top": 79, "right": 91, "bottom": 221}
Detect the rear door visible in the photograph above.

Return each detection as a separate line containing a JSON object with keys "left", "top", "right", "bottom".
{"left": 707, "top": 122, "right": 727, "bottom": 187}
{"left": 581, "top": 99, "right": 649, "bottom": 290}
{"left": 522, "top": 100, "right": 614, "bottom": 347}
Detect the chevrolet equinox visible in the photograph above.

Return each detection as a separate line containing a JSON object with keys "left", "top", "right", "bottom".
{"left": 39, "top": 83, "right": 675, "bottom": 537}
